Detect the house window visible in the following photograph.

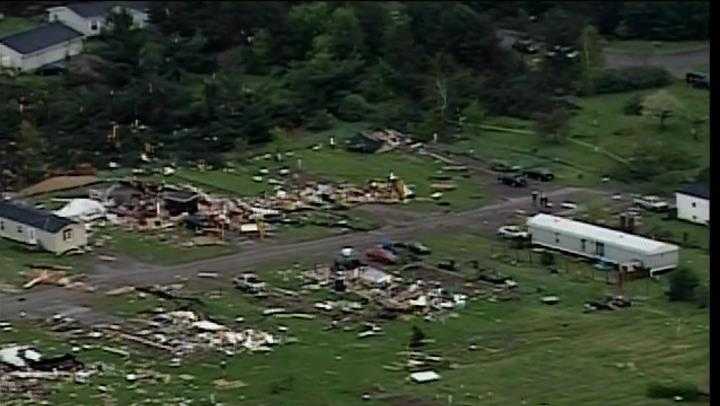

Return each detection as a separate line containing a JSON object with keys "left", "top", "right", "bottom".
{"left": 580, "top": 239, "right": 586, "bottom": 252}
{"left": 63, "top": 229, "right": 73, "bottom": 241}
{"left": 596, "top": 242, "right": 605, "bottom": 257}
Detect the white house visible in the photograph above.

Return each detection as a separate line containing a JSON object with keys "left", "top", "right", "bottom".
{"left": 47, "top": 2, "right": 150, "bottom": 37}
{"left": 0, "top": 23, "right": 84, "bottom": 72}
{"left": 0, "top": 201, "right": 87, "bottom": 254}
{"left": 527, "top": 213, "right": 679, "bottom": 275}
{"left": 675, "top": 183, "right": 709, "bottom": 225}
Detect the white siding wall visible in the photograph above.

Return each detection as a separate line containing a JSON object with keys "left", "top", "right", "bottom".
{"left": 0, "top": 217, "right": 87, "bottom": 254}
{"left": 0, "top": 217, "right": 35, "bottom": 244}
{"left": 49, "top": 8, "right": 105, "bottom": 36}
{"left": 0, "top": 43, "right": 22, "bottom": 70}
{"left": 18, "top": 38, "right": 83, "bottom": 71}
{"left": 676, "top": 193, "right": 709, "bottom": 225}
{"left": 528, "top": 224, "right": 678, "bottom": 272}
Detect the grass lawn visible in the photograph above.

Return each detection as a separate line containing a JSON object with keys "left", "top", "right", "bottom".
{"left": 0, "top": 239, "right": 90, "bottom": 288}
{"left": 604, "top": 40, "right": 708, "bottom": 55}
{"left": 98, "top": 228, "right": 237, "bottom": 266}
{"left": 0, "top": 16, "right": 36, "bottom": 37}
{"left": 3, "top": 230, "right": 706, "bottom": 405}
{"left": 449, "top": 82, "right": 709, "bottom": 192}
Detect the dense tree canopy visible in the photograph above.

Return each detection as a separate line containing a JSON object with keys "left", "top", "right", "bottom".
{"left": 0, "top": 1, "right": 709, "bottom": 187}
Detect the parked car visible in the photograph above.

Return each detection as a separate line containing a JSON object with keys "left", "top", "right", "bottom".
{"left": 633, "top": 195, "right": 669, "bottom": 211}
{"left": 497, "top": 225, "right": 529, "bottom": 240}
{"left": 498, "top": 173, "right": 527, "bottom": 187}
{"left": 407, "top": 242, "right": 431, "bottom": 255}
{"left": 523, "top": 168, "right": 554, "bottom": 181}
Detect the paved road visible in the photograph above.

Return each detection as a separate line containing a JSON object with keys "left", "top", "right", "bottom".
{"left": 496, "top": 29, "right": 709, "bottom": 78}
{"left": 0, "top": 186, "right": 604, "bottom": 325}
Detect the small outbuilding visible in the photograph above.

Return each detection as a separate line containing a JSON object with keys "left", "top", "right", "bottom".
{"left": 526, "top": 213, "right": 679, "bottom": 275}
{"left": 675, "top": 183, "right": 709, "bottom": 226}
{"left": 162, "top": 190, "right": 200, "bottom": 216}
{"left": 0, "top": 201, "right": 87, "bottom": 254}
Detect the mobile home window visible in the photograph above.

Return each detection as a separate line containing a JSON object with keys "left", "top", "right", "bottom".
{"left": 580, "top": 239, "right": 586, "bottom": 251}
{"left": 0, "top": 220, "right": 3, "bottom": 231}
{"left": 554, "top": 233, "right": 560, "bottom": 243}
{"left": 692, "top": 202, "right": 697, "bottom": 208}
{"left": 63, "top": 229, "right": 73, "bottom": 241}
{"left": 17, "top": 225, "right": 23, "bottom": 233}
{"left": 596, "top": 242, "right": 605, "bottom": 257}
{"left": 90, "top": 21, "right": 99, "bottom": 30}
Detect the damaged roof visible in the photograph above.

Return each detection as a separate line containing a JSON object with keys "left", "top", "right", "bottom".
{"left": 0, "top": 201, "right": 77, "bottom": 233}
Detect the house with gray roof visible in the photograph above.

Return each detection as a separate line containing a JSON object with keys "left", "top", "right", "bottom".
{"left": 0, "top": 22, "right": 84, "bottom": 72}
{"left": 47, "top": 1, "right": 150, "bottom": 38}
{"left": 0, "top": 201, "right": 87, "bottom": 254}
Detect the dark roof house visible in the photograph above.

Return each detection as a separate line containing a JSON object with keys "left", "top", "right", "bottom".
{"left": 0, "top": 201, "right": 77, "bottom": 233}
{"left": 0, "top": 23, "right": 83, "bottom": 55}
{"left": 677, "top": 183, "right": 710, "bottom": 200}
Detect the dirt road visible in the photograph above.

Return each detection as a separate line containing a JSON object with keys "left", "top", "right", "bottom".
{"left": 0, "top": 186, "right": 603, "bottom": 324}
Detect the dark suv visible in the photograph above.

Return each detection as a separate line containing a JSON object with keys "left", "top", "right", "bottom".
{"left": 523, "top": 168, "right": 554, "bottom": 182}
{"left": 498, "top": 173, "right": 527, "bottom": 187}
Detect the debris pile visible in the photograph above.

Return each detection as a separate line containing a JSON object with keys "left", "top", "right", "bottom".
{"left": 92, "top": 310, "right": 282, "bottom": 357}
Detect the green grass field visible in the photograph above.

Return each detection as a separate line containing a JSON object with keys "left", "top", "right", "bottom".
{"left": 98, "top": 228, "right": 237, "bottom": 266}
{"left": 448, "top": 82, "right": 709, "bottom": 192}
{"left": 0, "top": 16, "right": 36, "bottom": 37}
{"left": 0, "top": 239, "right": 90, "bottom": 288}
{"left": 2, "top": 230, "right": 707, "bottom": 405}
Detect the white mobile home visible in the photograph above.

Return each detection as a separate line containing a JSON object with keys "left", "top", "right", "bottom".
{"left": 47, "top": 2, "right": 150, "bottom": 37}
{"left": 675, "top": 183, "right": 709, "bottom": 225}
{"left": 526, "top": 213, "right": 679, "bottom": 274}
{"left": 0, "top": 201, "right": 87, "bottom": 254}
{"left": 0, "top": 23, "right": 83, "bottom": 72}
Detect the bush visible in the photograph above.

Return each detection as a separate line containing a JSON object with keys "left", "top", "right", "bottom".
{"left": 623, "top": 94, "right": 644, "bottom": 115}
{"left": 594, "top": 67, "right": 673, "bottom": 94}
{"left": 304, "top": 109, "right": 336, "bottom": 131}
{"left": 646, "top": 381, "right": 700, "bottom": 401}
{"left": 409, "top": 325, "right": 426, "bottom": 348}
{"left": 666, "top": 267, "right": 700, "bottom": 302}
{"left": 540, "top": 252, "right": 556, "bottom": 266}
{"left": 336, "top": 94, "right": 374, "bottom": 122}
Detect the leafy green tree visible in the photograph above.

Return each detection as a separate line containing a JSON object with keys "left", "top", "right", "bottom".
{"left": 533, "top": 109, "right": 570, "bottom": 143}
{"left": 667, "top": 267, "right": 700, "bottom": 302}
{"left": 325, "top": 7, "right": 365, "bottom": 60}
{"left": 641, "top": 90, "right": 683, "bottom": 129}
{"left": 287, "top": 2, "right": 331, "bottom": 60}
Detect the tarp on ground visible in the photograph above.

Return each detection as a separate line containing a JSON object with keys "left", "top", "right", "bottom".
{"left": 54, "top": 198, "right": 106, "bottom": 221}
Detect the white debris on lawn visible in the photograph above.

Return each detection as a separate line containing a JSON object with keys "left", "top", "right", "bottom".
{"left": 410, "top": 370, "right": 441, "bottom": 383}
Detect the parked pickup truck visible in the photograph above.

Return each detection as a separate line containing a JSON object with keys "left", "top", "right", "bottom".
{"left": 523, "top": 168, "right": 554, "bottom": 182}
{"left": 633, "top": 195, "right": 669, "bottom": 211}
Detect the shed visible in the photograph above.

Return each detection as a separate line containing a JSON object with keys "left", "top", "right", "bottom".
{"left": 526, "top": 213, "right": 679, "bottom": 275}
{"left": 162, "top": 190, "right": 200, "bottom": 216}
{"left": 675, "top": 183, "right": 709, "bottom": 225}
{"left": 0, "top": 201, "right": 87, "bottom": 254}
